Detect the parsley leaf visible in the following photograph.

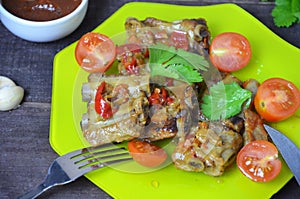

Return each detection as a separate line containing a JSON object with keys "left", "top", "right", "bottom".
{"left": 148, "top": 43, "right": 209, "bottom": 84}
{"left": 149, "top": 43, "right": 176, "bottom": 64}
{"left": 150, "top": 63, "right": 180, "bottom": 80}
{"left": 173, "top": 48, "right": 209, "bottom": 71}
{"left": 201, "top": 82, "right": 252, "bottom": 121}
{"left": 168, "top": 64, "right": 204, "bottom": 83}
{"left": 271, "top": 0, "right": 300, "bottom": 27}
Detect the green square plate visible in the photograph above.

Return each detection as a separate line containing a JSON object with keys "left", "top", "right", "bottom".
{"left": 50, "top": 2, "right": 300, "bottom": 199}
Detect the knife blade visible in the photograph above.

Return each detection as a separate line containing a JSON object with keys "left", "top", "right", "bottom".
{"left": 263, "top": 124, "right": 300, "bottom": 186}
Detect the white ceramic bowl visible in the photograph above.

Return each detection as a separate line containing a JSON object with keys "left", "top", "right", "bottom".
{"left": 0, "top": 0, "right": 88, "bottom": 42}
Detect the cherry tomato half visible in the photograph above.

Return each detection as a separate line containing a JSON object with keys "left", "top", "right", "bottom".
{"left": 75, "top": 32, "right": 116, "bottom": 73}
{"left": 237, "top": 140, "right": 282, "bottom": 182}
{"left": 254, "top": 78, "right": 300, "bottom": 122}
{"left": 128, "top": 140, "right": 168, "bottom": 167}
{"left": 209, "top": 32, "right": 252, "bottom": 72}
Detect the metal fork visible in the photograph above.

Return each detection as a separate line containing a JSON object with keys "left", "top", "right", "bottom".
{"left": 17, "top": 143, "right": 132, "bottom": 199}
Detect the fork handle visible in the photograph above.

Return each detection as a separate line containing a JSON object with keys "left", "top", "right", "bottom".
{"left": 17, "top": 183, "right": 50, "bottom": 199}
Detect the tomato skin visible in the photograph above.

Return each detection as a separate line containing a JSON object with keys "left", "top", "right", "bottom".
{"left": 254, "top": 78, "right": 300, "bottom": 122}
{"left": 237, "top": 140, "right": 282, "bottom": 182}
{"left": 94, "top": 81, "right": 112, "bottom": 119}
{"left": 128, "top": 140, "right": 168, "bottom": 167}
{"left": 148, "top": 87, "right": 167, "bottom": 105}
{"left": 209, "top": 32, "right": 252, "bottom": 72}
{"left": 75, "top": 32, "right": 116, "bottom": 73}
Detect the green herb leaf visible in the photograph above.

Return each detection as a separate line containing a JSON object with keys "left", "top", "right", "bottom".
{"left": 201, "top": 82, "right": 252, "bottom": 121}
{"left": 148, "top": 43, "right": 209, "bottom": 84}
{"left": 173, "top": 48, "right": 209, "bottom": 71}
{"left": 271, "top": 0, "right": 300, "bottom": 27}
{"left": 150, "top": 63, "right": 180, "bottom": 80}
{"left": 149, "top": 43, "right": 176, "bottom": 64}
{"left": 168, "top": 64, "right": 203, "bottom": 83}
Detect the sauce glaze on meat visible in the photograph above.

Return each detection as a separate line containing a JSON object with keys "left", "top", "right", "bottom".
{"left": 81, "top": 17, "right": 268, "bottom": 176}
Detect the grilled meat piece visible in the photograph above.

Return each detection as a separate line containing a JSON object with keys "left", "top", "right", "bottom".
{"left": 141, "top": 117, "right": 178, "bottom": 141}
{"left": 80, "top": 16, "right": 269, "bottom": 177}
{"left": 81, "top": 73, "right": 150, "bottom": 146}
{"left": 172, "top": 122, "right": 243, "bottom": 176}
{"left": 172, "top": 74, "right": 269, "bottom": 176}
{"left": 240, "top": 79, "right": 268, "bottom": 145}
{"left": 242, "top": 78, "right": 260, "bottom": 110}
{"left": 140, "top": 83, "right": 183, "bottom": 141}
{"left": 116, "top": 45, "right": 149, "bottom": 76}
{"left": 242, "top": 109, "right": 268, "bottom": 145}
{"left": 81, "top": 113, "right": 142, "bottom": 146}
{"left": 243, "top": 78, "right": 260, "bottom": 95}
{"left": 125, "top": 17, "right": 210, "bottom": 55}
{"left": 223, "top": 116, "right": 244, "bottom": 133}
{"left": 171, "top": 74, "right": 245, "bottom": 176}
{"left": 81, "top": 73, "right": 187, "bottom": 145}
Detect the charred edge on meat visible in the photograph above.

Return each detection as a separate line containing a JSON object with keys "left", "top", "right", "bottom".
{"left": 125, "top": 17, "right": 210, "bottom": 56}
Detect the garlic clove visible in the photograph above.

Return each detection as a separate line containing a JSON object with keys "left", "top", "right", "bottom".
{"left": 0, "top": 76, "right": 24, "bottom": 111}
{"left": 0, "top": 76, "right": 16, "bottom": 88}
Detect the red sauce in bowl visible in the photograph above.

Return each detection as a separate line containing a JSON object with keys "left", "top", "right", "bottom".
{"left": 2, "top": 0, "right": 82, "bottom": 21}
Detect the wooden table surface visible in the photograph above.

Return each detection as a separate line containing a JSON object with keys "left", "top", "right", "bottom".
{"left": 1, "top": 0, "right": 300, "bottom": 198}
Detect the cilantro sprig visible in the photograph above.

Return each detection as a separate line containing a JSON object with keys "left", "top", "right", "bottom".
{"left": 148, "top": 43, "right": 209, "bottom": 84}
{"left": 262, "top": 0, "right": 300, "bottom": 27}
{"left": 201, "top": 82, "right": 252, "bottom": 121}
{"left": 272, "top": 0, "right": 300, "bottom": 27}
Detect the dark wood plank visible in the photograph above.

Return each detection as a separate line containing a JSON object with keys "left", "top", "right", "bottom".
{"left": 0, "top": 102, "right": 111, "bottom": 199}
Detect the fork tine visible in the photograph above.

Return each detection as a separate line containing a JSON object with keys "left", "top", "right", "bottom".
{"left": 74, "top": 147, "right": 127, "bottom": 163}
{"left": 65, "top": 143, "right": 132, "bottom": 172}
{"left": 17, "top": 143, "right": 132, "bottom": 199}
{"left": 62, "top": 143, "right": 124, "bottom": 161}
{"left": 78, "top": 156, "right": 133, "bottom": 174}
{"left": 60, "top": 148, "right": 86, "bottom": 160}
{"left": 74, "top": 148, "right": 130, "bottom": 169}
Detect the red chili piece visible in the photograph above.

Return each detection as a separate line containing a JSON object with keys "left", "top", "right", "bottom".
{"left": 143, "top": 48, "right": 149, "bottom": 58}
{"left": 94, "top": 81, "right": 113, "bottom": 119}
{"left": 148, "top": 87, "right": 173, "bottom": 105}
{"left": 122, "top": 55, "right": 138, "bottom": 74}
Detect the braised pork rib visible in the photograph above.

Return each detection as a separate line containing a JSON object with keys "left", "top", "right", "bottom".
{"left": 80, "top": 17, "right": 268, "bottom": 176}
